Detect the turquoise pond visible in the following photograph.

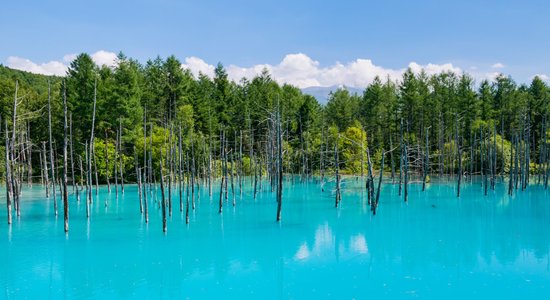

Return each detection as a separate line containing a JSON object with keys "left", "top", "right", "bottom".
{"left": 1, "top": 177, "right": 549, "bottom": 299}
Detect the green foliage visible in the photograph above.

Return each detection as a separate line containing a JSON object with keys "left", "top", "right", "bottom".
{"left": 341, "top": 125, "right": 367, "bottom": 174}
{"left": 3, "top": 50, "right": 550, "bottom": 183}
{"left": 177, "top": 104, "right": 194, "bottom": 131}
{"left": 325, "top": 89, "right": 360, "bottom": 131}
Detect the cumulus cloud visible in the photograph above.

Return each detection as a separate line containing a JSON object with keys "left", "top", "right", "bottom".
{"left": 5, "top": 56, "right": 67, "bottom": 76}
{"left": 532, "top": 74, "right": 549, "bottom": 81}
{"left": 91, "top": 50, "right": 117, "bottom": 67}
{"left": 5, "top": 51, "right": 501, "bottom": 88}
{"left": 181, "top": 56, "right": 215, "bottom": 78}
{"left": 491, "top": 62, "right": 505, "bottom": 69}
{"left": 190, "top": 53, "right": 462, "bottom": 88}
{"left": 5, "top": 50, "right": 118, "bottom": 76}
{"left": 62, "top": 53, "right": 77, "bottom": 63}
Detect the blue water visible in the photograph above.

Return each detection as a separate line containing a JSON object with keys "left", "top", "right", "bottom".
{"left": 0, "top": 177, "right": 549, "bottom": 299}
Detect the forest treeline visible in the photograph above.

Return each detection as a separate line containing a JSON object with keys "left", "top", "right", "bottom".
{"left": 0, "top": 52, "right": 549, "bottom": 183}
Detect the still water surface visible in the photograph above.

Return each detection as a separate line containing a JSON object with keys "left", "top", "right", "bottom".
{"left": 0, "top": 177, "right": 549, "bottom": 299}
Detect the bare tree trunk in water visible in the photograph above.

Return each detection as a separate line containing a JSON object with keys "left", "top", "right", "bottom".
{"left": 48, "top": 81, "right": 57, "bottom": 216}
{"left": 5, "top": 120, "right": 13, "bottom": 224}
{"left": 12, "top": 81, "right": 21, "bottom": 216}
{"left": 135, "top": 147, "right": 143, "bottom": 214}
{"left": 372, "top": 150, "right": 385, "bottom": 215}
{"left": 114, "top": 129, "right": 119, "bottom": 198}
{"left": 62, "top": 81, "right": 69, "bottom": 232}
{"left": 143, "top": 107, "right": 149, "bottom": 223}
{"left": 335, "top": 142, "right": 341, "bottom": 208}
{"left": 219, "top": 131, "right": 225, "bottom": 214}
{"left": 85, "top": 141, "right": 91, "bottom": 218}
{"left": 77, "top": 155, "right": 83, "bottom": 202}
{"left": 276, "top": 110, "right": 283, "bottom": 222}
{"left": 88, "top": 79, "right": 97, "bottom": 205}
{"left": 178, "top": 125, "right": 183, "bottom": 212}
{"left": 456, "top": 116, "right": 462, "bottom": 198}
{"left": 191, "top": 131, "right": 196, "bottom": 210}
{"left": 160, "top": 152, "right": 167, "bottom": 233}
{"left": 69, "top": 113, "right": 75, "bottom": 192}
{"left": 26, "top": 121, "right": 32, "bottom": 187}
{"left": 105, "top": 131, "right": 111, "bottom": 193}
{"left": 404, "top": 144, "right": 409, "bottom": 202}
{"left": 119, "top": 118, "right": 124, "bottom": 193}
{"left": 185, "top": 151, "right": 190, "bottom": 224}
{"left": 42, "top": 141, "right": 50, "bottom": 197}
{"left": 366, "top": 147, "right": 374, "bottom": 205}
{"left": 398, "top": 119, "right": 404, "bottom": 196}
{"left": 422, "top": 129, "right": 429, "bottom": 192}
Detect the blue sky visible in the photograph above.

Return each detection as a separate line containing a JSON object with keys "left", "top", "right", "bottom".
{"left": 1, "top": 0, "right": 549, "bottom": 87}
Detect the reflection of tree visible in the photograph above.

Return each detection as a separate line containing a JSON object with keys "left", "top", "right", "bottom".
{"left": 2, "top": 180, "right": 550, "bottom": 298}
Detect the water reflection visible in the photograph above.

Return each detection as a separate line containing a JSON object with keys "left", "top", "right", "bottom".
{"left": 294, "top": 226, "right": 368, "bottom": 261}
{"left": 0, "top": 179, "right": 549, "bottom": 299}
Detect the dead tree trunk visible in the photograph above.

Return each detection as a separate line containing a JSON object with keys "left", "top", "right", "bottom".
{"left": 390, "top": 134, "right": 395, "bottom": 183}
{"left": 62, "top": 81, "right": 69, "bottom": 232}
{"left": 334, "top": 142, "right": 341, "bottom": 208}
{"left": 372, "top": 150, "right": 385, "bottom": 215}
{"left": 143, "top": 108, "right": 149, "bottom": 223}
{"left": 276, "top": 110, "right": 283, "bottom": 222}
{"left": 404, "top": 144, "right": 409, "bottom": 202}
{"left": 366, "top": 147, "right": 374, "bottom": 205}
{"left": 48, "top": 81, "right": 57, "bottom": 216}
{"left": 69, "top": 113, "right": 76, "bottom": 192}
{"left": 508, "top": 134, "right": 515, "bottom": 196}
{"left": 399, "top": 119, "right": 404, "bottom": 196}
{"left": 114, "top": 129, "right": 119, "bottom": 198}
{"left": 168, "top": 123, "right": 173, "bottom": 216}
{"left": 119, "top": 119, "right": 124, "bottom": 194}
{"left": 456, "top": 116, "right": 462, "bottom": 198}
{"left": 239, "top": 130, "right": 243, "bottom": 198}
{"left": 231, "top": 132, "right": 236, "bottom": 206}
{"left": 77, "top": 155, "right": 83, "bottom": 202}
{"left": 178, "top": 125, "right": 184, "bottom": 212}
{"left": 5, "top": 120, "right": 13, "bottom": 224}
{"left": 11, "top": 81, "right": 21, "bottom": 216}
{"left": 105, "top": 131, "right": 111, "bottom": 193}
{"left": 88, "top": 79, "right": 97, "bottom": 206}
{"left": 422, "top": 129, "right": 429, "bottom": 191}
{"left": 135, "top": 147, "right": 143, "bottom": 214}
{"left": 320, "top": 128, "right": 325, "bottom": 184}
{"left": 26, "top": 122, "right": 32, "bottom": 187}
{"left": 39, "top": 139, "right": 44, "bottom": 185}
{"left": 160, "top": 151, "right": 167, "bottom": 233}
{"left": 219, "top": 130, "right": 225, "bottom": 214}
{"left": 42, "top": 141, "right": 50, "bottom": 197}
{"left": 85, "top": 141, "right": 90, "bottom": 218}
{"left": 191, "top": 131, "right": 196, "bottom": 210}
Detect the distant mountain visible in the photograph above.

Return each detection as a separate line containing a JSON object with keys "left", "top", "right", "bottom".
{"left": 301, "top": 85, "right": 364, "bottom": 105}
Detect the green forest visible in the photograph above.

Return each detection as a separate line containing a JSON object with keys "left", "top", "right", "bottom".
{"left": 2, "top": 52, "right": 547, "bottom": 178}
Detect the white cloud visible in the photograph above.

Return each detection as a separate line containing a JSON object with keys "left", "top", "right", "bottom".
{"left": 491, "top": 62, "right": 505, "bottom": 69}
{"left": 91, "top": 50, "right": 117, "bottom": 67}
{"left": 408, "top": 62, "right": 461, "bottom": 75}
{"left": 480, "top": 71, "right": 501, "bottom": 82}
{"left": 63, "top": 53, "right": 77, "bottom": 63}
{"left": 5, "top": 51, "right": 504, "bottom": 87}
{"left": 5, "top": 56, "right": 67, "bottom": 76}
{"left": 181, "top": 56, "right": 215, "bottom": 78}
{"left": 188, "top": 53, "right": 462, "bottom": 88}
{"left": 350, "top": 234, "right": 368, "bottom": 254}
{"left": 5, "top": 50, "right": 118, "bottom": 76}
{"left": 532, "top": 74, "right": 549, "bottom": 81}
